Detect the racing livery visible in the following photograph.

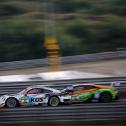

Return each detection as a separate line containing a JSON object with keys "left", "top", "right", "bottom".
{"left": 61, "top": 84, "right": 118, "bottom": 103}
{"left": 0, "top": 85, "right": 71, "bottom": 108}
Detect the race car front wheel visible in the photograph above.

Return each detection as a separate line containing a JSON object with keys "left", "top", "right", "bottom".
{"left": 99, "top": 92, "right": 112, "bottom": 103}
{"left": 48, "top": 96, "right": 60, "bottom": 107}
{"left": 6, "top": 97, "right": 18, "bottom": 108}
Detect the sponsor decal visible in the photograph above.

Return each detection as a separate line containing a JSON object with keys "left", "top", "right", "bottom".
{"left": 72, "top": 95, "right": 80, "bottom": 101}
{"left": 19, "top": 96, "right": 30, "bottom": 107}
{"left": 31, "top": 98, "right": 43, "bottom": 102}
{"left": 19, "top": 96, "right": 43, "bottom": 107}
{"left": 94, "top": 93, "right": 100, "bottom": 98}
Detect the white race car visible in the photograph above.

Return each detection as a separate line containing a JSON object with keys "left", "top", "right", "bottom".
{"left": 0, "top": 85, "right": 71, "bottom": 108}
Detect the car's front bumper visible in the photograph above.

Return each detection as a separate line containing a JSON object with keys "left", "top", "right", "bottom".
{"left": 0, "top": 99, "right": 5, "bottom": 108}
{"left": 0, "top": 103, "right": 5, "bottom": 108}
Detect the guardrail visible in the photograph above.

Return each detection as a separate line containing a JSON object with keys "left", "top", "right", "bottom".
{"left": 0, "top": 51, "right": 126, "bottom": 70}
{"left": 0, "top": 77, "right": 126, "bottom": 96}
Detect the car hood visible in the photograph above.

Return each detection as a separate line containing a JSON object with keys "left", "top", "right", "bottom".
{"left": 0, "top": 93, "right": 21, "bottom": 100}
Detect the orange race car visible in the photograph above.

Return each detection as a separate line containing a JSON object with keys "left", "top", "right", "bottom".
{"left": 61, "top": 83, "right": 118, "bottom": 103}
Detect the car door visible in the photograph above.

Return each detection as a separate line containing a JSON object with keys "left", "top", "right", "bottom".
{"left": 71, "top": 85, "right": 97, "bottom": 102}
{"left": 26, "top": 88, "right": 45, "bottom": 105}
{"left": 71, "top": 86, "right": 85, "bottom": 102}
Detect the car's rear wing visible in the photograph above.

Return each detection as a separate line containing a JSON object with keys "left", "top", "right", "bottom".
{"left": 110, "top": 81, "right": 121, "bottom": 87}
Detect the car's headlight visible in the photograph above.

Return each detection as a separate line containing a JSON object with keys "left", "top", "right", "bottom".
{"left": 0, "top": 96, "right": 6, "bottom": 101}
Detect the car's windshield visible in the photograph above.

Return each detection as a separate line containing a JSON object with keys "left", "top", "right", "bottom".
{"left": 61, "top": 86, "right": 74, "bottom": 93}
{"left": 18, "top": 87, "right": 32, "bottom": 95}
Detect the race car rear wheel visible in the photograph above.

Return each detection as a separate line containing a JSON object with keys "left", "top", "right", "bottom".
{"left": 6, "top": 97, "right": 18, "bottom": 108}
{"left": 99, "top": 92, "right": 112, "bottom": 103}
{"left": 48, "top": 96, "right": 60, "bottom": 107}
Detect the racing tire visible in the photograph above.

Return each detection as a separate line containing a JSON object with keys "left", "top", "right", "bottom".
{"left": 48, "top": 96, "right": 60, "bottom": 107}
{"left": 6, "top": 97, "right": 18, "bottom": 108}
{"left": 99, "top": 92, "right": 112, "bottom": 103}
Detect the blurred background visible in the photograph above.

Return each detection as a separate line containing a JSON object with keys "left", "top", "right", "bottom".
{"left": 0, "top": 0, "right": 126, "bottom": 62}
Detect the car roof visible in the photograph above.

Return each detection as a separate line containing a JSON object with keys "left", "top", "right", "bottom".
{"left": 27, "top": 85, "right": 59, "bottom": 91}
{"left": 73, "top": 83, "right": 95, "bottom": 87}
{"left": 72, "top": 83, "right": 110, "bottom": 89}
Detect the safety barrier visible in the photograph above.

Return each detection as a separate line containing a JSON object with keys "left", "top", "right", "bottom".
{"left": 0, "top": 51, "right": 126, "bottom": 70}
{"left": 0, "top": 77, "right": 126, "bottom": 95}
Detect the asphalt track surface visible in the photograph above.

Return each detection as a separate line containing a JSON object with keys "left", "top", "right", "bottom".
{"left": 0, "top": 100, "right": 126, "bottom": 123}
{"left": 1, "top": 99, "right": 126, "bottom": 110}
